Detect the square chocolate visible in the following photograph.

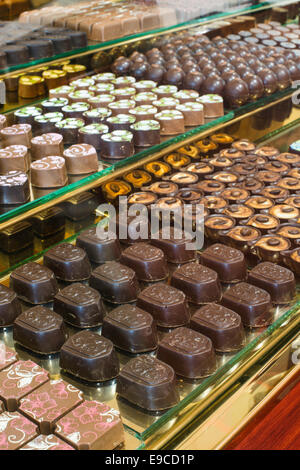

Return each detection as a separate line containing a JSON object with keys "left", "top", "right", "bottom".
{"left": 0, "top": 412, "right": 38, "bottom": 450}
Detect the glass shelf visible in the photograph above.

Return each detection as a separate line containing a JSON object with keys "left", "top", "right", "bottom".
{"left": 0, "top": 0, "right": 296, "bottom": 77}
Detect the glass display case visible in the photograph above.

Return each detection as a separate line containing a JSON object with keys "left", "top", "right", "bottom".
{"left": 1, "top": 0, "right": 300, "bottom": 451}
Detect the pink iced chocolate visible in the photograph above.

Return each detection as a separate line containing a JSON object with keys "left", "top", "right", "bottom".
{"left": 0, "top": 124, "right": 32, "bottom": 148}
{"left": 0, "top": 412, "right": 38, "bottom": 450}
{"left": 20, "top": 434, "right": 74, "bottom": 450}
{"left": 19, "top": 379, "right": 84, "bottom": 435}
{"left": 31, "top": 133, "right": 64, "bottom": 161}
{"left": 0, "top": 343, "right": 18, "bottom": 372}
{"left": 55, "top": 400, "right": 125, "bottom": 450}
{"left": 0, "top": 360, "right": 49, "bottom": 411}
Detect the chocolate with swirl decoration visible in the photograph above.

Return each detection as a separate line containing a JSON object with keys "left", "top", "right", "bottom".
{"left": 116, "top": 355, "right": 179, "bottom": 411}
{"left": 0, "top": 145, "right": 30, "bottom": 173}
{"left": 31, "top": 156, "right": 67, "bottom": 188}
{"left": 0, "top": 412, "right": 38, "bottom": 450}
{"left": 13, "top": 306, "right": 68, "bottom": 355}
{"left": 60, "top": 330, "right": 119, "bottom": 382}
{"left": 0, "top": 124, "right": 32, "bottom": 148}
{"left": 31, "top": 133, "right": 64, "bottom": 161}
{"left": 63, "top": 144, "right": 98, "bottom": 175}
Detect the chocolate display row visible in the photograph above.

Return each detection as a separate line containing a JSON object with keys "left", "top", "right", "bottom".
{"left": 110, "top": 26, "right": 300, "bottom": 108}
{"left": 19, "top": 0, "right": 177, "bottom": 42}
{"left": 0, "top": 26, "right": 87, "bottom": 69}
{"left": 0, "top": 346, "right": 125, "bottom": 450}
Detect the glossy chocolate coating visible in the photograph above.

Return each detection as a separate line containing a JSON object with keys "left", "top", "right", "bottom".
{"left": 137, "top": 283, "right": 189, "bottom": 328}
{"left": 120, "top": 242, "right": 168, "bottom": 281}
{"left": 13, "top": 306, "right": 67, "bottom": 354}
{"left": 76, "top": 227, "right": 121, "bottom": 264}
{"left": 157, "top": 327, "right": 216, "bottom": 378}
{"left": 0, "top": 285, "right": 22, "bottom": 327}
{"left": 102, "top": 304, "right": 158, "bottom": 353}
{"left": 10, "top": 262, "right": 58, "bottom": 304}
{"left": 171, "top": 262, "right": 221, "bottom": 304}
{"left": 116, "top": 355, "right": 179, "bottom": 411}
{"left": 43, "top": 243, "right": 91, "bottom": 282}
{"left": 89, "top": 261, "right": 139, "bottom": 303}
{"left": 30, "top": 207, "right": 65, "bottom": 237}
{"left": 248, "top": 262, "right": 295, "bottom": 304}
{"left": 151, "top": 229, "right": 196, "bottom": 263}
{"left": 221, "top": 282, "right": 272, "bottom": 328}
{"left": 60, "top": 331, "right": 119, "bottom": 382}
{"left": 200, "top": 243, "right": 247, "bottom": 283}
{"left": 53, "top": 283, "right": 105, "bottom": 328}
{"left": 190, "top": 303, "right": 245, "bottom": 352}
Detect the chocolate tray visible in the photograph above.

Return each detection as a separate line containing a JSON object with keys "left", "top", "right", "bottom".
{"left": 0, "top": 215, "right": 299, "bottom": 449}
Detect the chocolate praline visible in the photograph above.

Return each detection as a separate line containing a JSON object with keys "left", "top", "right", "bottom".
{"left": 242, "top": 74, "right": 265, "bottom": 100}
{"left": 163, "top": 68, "right": 185, "bottom": 87}
{"left": 224, "top": 78, "right": 249, "bottom": 107}
{"left": 145, "top": 65, "right": 165, "bottom": 83}
{"left": 201, "top": 76, "right": 225, "bottom": 95}
{"left": 256, "top": 69, "right": 278, "bottom": 94}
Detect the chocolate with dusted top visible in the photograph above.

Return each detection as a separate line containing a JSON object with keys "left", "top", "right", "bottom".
{"left": 90, "top": 261, "right": 139, "bottom": 304}
{"left": 13, "top": 306, "right": 67, "bottom": 354}
{"left": 0, "top": 285, "right": 22, "bottom": 327}
{"left": 221, "top": 282, "right": 272, "bottom": 328}
{"left": 116, "top": 355, "right": 179, "bottom": 411}
{"left": 190, "top": 303, "right": 245, "bottom": 352}
{"left": 0, "top": 171, "right": 29, "bottom": 205}
{"left": 60, "top": 331, "right": 119, "bottom": 382}
{"left": 102, "top": 304, "right": 158, "bottom": 353}
{"left": 76, "top": 227, "right": 121, "bottom": 264}
{"left": 200, "top": 243, "right": 247, "bottom": 283}
{"left": 248, "top": 262, "right": 295, "bottom": 304}
{"left": 171, "top": 262, "right": 221, "bottom": 304}
{"left": 120, "top": 242, "right": 168, "bottom": 282}
{"left": 44, "top": 243, "right": 91, "bottom": 282}
{"left": 10, "top": 262, "right": 58, "bottom": 305}
{"left": 53, "top": 283, "right": 105, "bottom": 328}
{"left": 157, "top": 327, "right": 216, "bottom": 379}
{"left": 137, "top": 283, "right": 189, "bottom": 328}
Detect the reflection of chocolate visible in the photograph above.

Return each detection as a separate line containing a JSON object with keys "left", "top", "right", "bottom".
{"left": 102, "top": 304, "right": 158, "bottom": 353}
{"left": 191, "top": 303, "right": 245, "bottom": 352}
{"left": 60, "top": 331, "right": 119, "bottom": 382}
{"left": 117, "top": 355, "right": 179, "bottom": 411}
{"left": 221, "top": 282, "right": 272, "bottom": 328}
{"left": 248, "top": 262, "right": 295, "bottom": 304}
{"left": 157, "top": 327, "right": 216, "bottom": 379}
